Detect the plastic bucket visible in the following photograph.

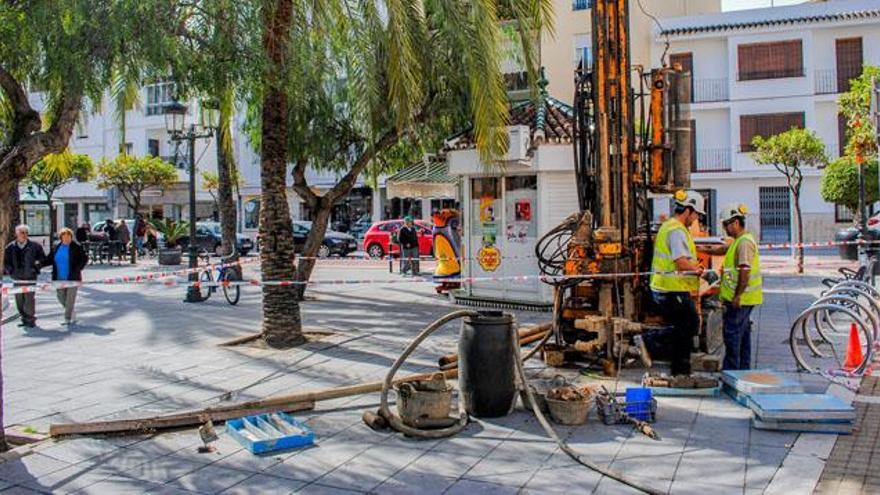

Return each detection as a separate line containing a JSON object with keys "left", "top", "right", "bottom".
{"left": 625, "top": 387, "right": 653, "bottom": 421}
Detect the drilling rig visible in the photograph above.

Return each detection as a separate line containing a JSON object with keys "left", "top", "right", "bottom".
{"left": 536, "top": 0, "right": 719, "bottom": 371}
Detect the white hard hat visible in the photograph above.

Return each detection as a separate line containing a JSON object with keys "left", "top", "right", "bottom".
{"left": 673, "top": 190, "right": 706, "bottom": 216}
{"left": 720, "top": 203, "right": 749, "bottom": 224}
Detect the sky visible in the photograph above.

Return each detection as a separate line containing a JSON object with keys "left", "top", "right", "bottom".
{"left": 722, "top": 0, "right": 810, "bottom": 11}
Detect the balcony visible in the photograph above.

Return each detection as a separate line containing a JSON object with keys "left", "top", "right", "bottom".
{"left": 815, "top": 68, "right": 860, "bottom": 95}
{"left": 692, "top": 78, "right": 729, "bottom": 103}
{"left": 692, "top": 148, "right": 731, "bottom": 173}
{"left": 815, "top": 69, "right": 837, "bottom": 95}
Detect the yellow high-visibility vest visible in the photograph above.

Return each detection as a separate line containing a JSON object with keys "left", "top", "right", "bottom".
{"left": 720, "top": 232, "right": 763, "bottom": 306}
{"left": 650, "top": 218, "right": 699, "bottom": 293}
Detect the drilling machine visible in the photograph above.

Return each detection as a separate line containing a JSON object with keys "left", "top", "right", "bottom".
{"left": 536, "top": 0, "right": 722, "bottom": 372}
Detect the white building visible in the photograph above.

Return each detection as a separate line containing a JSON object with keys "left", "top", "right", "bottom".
{"left": 653, "top": 0, "right": 880, "bottom": 242}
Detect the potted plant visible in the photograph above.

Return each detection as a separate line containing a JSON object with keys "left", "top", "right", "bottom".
{"left": 150, "top": 219, "right": 189, "bottom": 265}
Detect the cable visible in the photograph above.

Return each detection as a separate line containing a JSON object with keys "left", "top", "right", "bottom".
{"left": 636, "top": 0, "right": 669, "bottom": 66}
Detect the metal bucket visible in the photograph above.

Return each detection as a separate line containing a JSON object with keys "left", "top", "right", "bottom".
{"left": 395, "top": 374, "right": 453, "bottom": 428}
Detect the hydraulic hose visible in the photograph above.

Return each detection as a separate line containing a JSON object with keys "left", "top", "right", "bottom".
{"left": 511, "top": 324, "right": 664, "bottom": 495}
{"left": 378, "top": 310, "right": 479, "bottom": 439}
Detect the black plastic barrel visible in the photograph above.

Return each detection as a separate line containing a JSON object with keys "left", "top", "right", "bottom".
{"left": 458, "top": 311, "right": 516, "bottom": 418}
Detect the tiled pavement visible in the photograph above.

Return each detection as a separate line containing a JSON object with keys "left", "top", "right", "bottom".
{"left": 0, "top": 260, "right": 858, "bottom": 494}
{"left": 814, "top": 376, "right": 880, "bottom": 495}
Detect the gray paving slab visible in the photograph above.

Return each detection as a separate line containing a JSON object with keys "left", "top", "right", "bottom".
{"left": 1, "top": 263, "right": 837, "bottom": 493}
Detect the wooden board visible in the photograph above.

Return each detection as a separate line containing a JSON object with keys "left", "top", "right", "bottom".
{"left": 749, "top": 393, "right": 856, "bottom": 422}
{"left": 720, "top": 370, "right": 804, "bottom": 395}
{"left": 49, "top": 400, "right": 315, "bottom": 437}
{"left": 50, "top": 368, "right": 460, "bottom": 437}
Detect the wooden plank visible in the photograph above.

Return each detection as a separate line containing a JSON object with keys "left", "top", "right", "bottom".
{"left": 49, "top": 368, "right": 460, "bottom": 437}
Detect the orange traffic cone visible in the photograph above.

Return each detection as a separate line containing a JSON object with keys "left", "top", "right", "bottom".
{"left": 843, "top": 323, "right": 864, "bottom": 370}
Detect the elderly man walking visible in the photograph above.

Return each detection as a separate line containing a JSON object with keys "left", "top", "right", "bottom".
{"left": 4, "top": 225, "right": 46, "bottom": 327}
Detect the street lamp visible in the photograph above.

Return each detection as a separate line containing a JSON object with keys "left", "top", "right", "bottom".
{"left": 164, "top": 98, "right": 220, "bottom": 303}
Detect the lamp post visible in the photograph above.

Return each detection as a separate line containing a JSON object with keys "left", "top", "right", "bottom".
{"left": 164, "top": 99, "right": 220, "bottom": 303}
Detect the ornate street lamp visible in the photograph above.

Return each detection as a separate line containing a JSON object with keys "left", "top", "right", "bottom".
{"left": 164, "top": 98, "right": 218, "bottom": 303}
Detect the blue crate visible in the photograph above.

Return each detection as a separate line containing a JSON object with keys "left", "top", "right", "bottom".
{"left": 226, "top": 412, "right": 315, "bottom": 454}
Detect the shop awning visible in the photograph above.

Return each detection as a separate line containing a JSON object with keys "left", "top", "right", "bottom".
{"left": 385, "top": 159, "right": 459, "bottom": 199}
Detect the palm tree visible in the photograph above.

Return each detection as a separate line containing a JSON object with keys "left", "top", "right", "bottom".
{"left": 256, "top": 0, "right": 552, "bottom": 347}
{"left": 110, "top": 68, "right": 141, "bottom": 154}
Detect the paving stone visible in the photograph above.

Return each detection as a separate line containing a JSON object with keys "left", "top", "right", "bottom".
{"left": 119, "top": 455, "right": 204, "bottom": 485}
{"left": 220, "top": 474, "right": 304, "bottom": 494}
{"left": 443, "top": 479, "right": 518, "bottom": 495}
{"left": 68, "top": 475, "right": 164, "bottom": 494}
{"left": 0, "top": 453, "right": 72, "bottom": 483}
{"left": 293, "top": 482, "right": 365, "bottom": 494}
{"left": 165, "top": 464, "right": 255, "bottom": 494}
{"left": 372, "top": 470, "right": 456, "bottom": 495}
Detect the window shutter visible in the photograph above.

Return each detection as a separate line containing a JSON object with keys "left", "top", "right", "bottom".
{"left": 835, "top": 38, "right": 863, "bottom": 93}
{"left": 738, "top": 40, "right": 803, "bottom": 81}
{"left": 740, "top": 112, "right": 805, "bottom": 152}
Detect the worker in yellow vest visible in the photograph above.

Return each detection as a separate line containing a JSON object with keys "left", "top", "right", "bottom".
{"left": 638, "top": 190, "right": 705, "bottom": 376}
{"left": 716, "top": 203, "right": 762, "bottom": 370}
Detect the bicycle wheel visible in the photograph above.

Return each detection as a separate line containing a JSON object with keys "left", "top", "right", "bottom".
{"left": 199, "top": 270, "right": 213, "bottom": 301}
{"left": 222, "top": 270, "right": 240, "bottom": 306}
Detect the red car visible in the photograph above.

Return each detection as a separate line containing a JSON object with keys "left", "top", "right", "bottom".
{"left": 363, "top": 219, "right": 433, "bottom": 258}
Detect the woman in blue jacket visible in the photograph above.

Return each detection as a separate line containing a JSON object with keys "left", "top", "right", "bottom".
{"left": 47, "top": 228, "right": 88, "bottom": 325}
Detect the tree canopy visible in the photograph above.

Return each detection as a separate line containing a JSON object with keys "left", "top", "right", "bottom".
{"left": 24, "top": 151, "right": 95, "bottom": 200}
{"left": 838, "top": 65, "right": 880, "bottom": 162}
{"left": 96, "top": 154, "right": 178, "bottom": 213}
{"left": 820, "top": 155, "right": 879, "bottom": 216}
{"left": 752, "top": 128, "right": 828, "bottom": 172}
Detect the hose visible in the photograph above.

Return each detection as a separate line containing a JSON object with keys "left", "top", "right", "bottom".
{"left": 378, "top": 310, "right": 479, "bottom": 439}
{"left": 511, "top": 324, "right": 664, "bottom": 495}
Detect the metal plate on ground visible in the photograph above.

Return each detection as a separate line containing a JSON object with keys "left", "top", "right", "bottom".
{"left": 750, "top": 393, "right": 856, "bottom": 422}
{"left": 752, "top": 417, "right": 852, "bottom": 434}
{"left": 720, "top": 370, "right": 805, "bottom": 395}
{"left": 648, "top": 386, "right": 720, "bottom": 397}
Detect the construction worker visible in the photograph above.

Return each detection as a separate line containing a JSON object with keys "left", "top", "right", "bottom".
{"left": 710, "top": 204, "right": 762, "bottom": 370}
{"left": 640, "top": 190, "right": 704, "bottom": 376}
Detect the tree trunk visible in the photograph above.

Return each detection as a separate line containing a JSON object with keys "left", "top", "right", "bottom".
{"left": 216, "top": 105, "right": 237, "bottom": 259}
{"left": 2, "top": 179, "right": 19, "bottom": 247}
{"left": 129, "top": 199, "right": 140, "bottom": 265}
{"left": 792, "top": 190, "right": 804, "bottom": 274}
{"left": 259, "top": 0, "right": 302, "bottom": 349}
{"left": 293, "top": 201, "right": 333, "bottom": 300}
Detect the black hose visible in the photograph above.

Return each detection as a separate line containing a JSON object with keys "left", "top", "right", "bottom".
{"left": 511, "top": 324, "right": 664, "bottom": 495}
{"left": 378, "top": 310, "right": 479, "bottom": 439}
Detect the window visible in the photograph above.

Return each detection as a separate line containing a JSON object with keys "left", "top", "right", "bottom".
{"left": 759, "top": 186, "right": 791, "bottom": 243}
{"left": 835, "top": 204, "right": 854, "bottom": 223}
{"left": 838, "top": 113, "right": 847, "bottom": 158}
{"left": 123, "top": 142, "right": 133, "bottom": 155}
{"left": 576, "top": 46, "right": 592, "bottom": 70}
{"left": 572, "top": 0, "right": 591, "bottom": 10}
{"left": 244, "top": 199, "right": 260, "bottom": 229}
{"left": 75, "top": 118, "right": 88, "bottom": 139}
{"left": 836, "top": 37, "right": 863, "bottom": 93}
{"left": 148, "top": 139, "right": 160, "bottom": 157}
{"left": 739, "top": 112, "right": 805, "bottom": 152}
{"left": 145, "top": 81, "right": 175, "bottom": 116}
{"left": 737, "top": 40, "right": 803, "bottom": 81}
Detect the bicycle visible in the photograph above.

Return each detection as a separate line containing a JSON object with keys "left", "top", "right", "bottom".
{"left": 197, "top": 252, "right": 241, "bottom": 305}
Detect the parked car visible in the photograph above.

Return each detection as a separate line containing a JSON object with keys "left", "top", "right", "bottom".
{"left": 835, "top": 213, "right": 880, "bottom": 261}
{"left": 179, "top": 221, "right": 254, "bottom": 256}
{"left": 363, "top": 219, "right": 433, "bottom": 258}
{"left": 293, "top": 221, "right": 357, "bottom": 258}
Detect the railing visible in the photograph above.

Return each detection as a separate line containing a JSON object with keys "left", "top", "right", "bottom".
{"left": 692, "top": 148, "right": 731, "bottom": 173}
{"left": 160, "top": 155, "right": 189, "bottom": 169}
{"left": 815, "top": 69, "right": 837, "bottom": 95}
{"left": 692, "top": 78, "right": 729, "bottom": 103}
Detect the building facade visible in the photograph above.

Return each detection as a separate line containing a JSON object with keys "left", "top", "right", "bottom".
{"left": 653, "top": 0, "right": 880, "bottom": 242}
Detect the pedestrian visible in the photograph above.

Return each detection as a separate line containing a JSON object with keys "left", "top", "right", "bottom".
{"left": 703, "top": 204, "right": 762, "bottom": 370}
{"left": 3, "top": 224, "right": 47, "bottom": 328}
{"left": 117, "top": 219, "right": 130, "bottom": 262}
{"left": 46, "top": 227, "right": 88, "bottom": 325}
{"left": 398, "top": 216, "right": 420, "bottom": 276}
{"left": 134, "top": 215, "right": 147, "bottom": 254}
{"left": 75, "top": 222, "right": 90, "bottom": 243}
{"left": 639, "top": 190, "right": 705, "bottom": 376}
